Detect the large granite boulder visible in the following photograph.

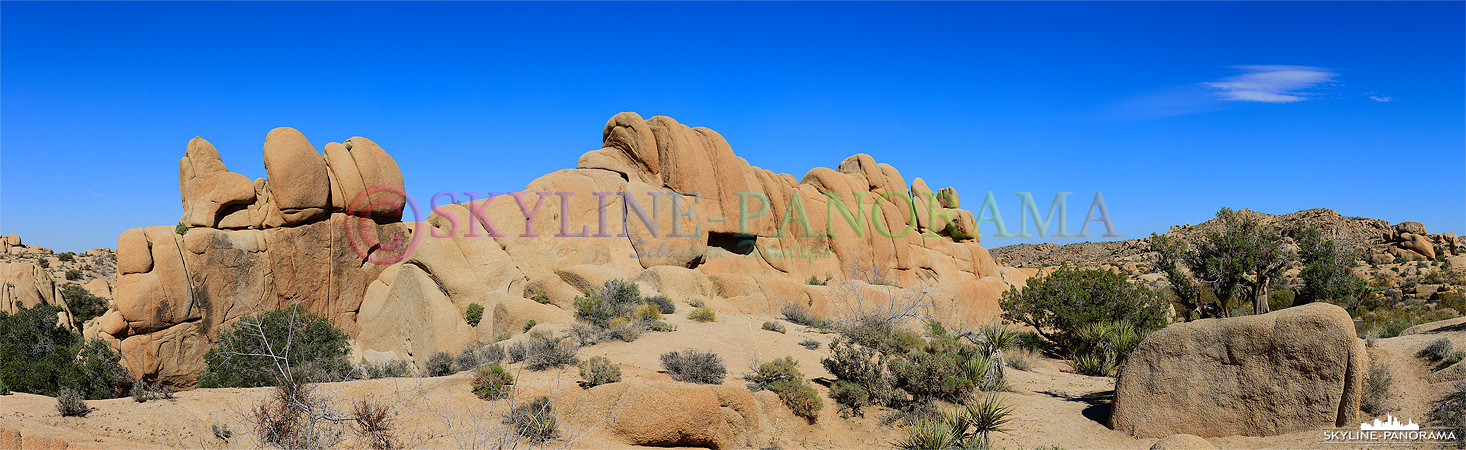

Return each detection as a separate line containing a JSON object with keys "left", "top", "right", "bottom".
{"left": 1110, "top": 302, "right": 1366, "bottom": 438}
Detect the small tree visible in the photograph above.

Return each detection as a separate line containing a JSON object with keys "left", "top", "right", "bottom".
{"left": 60, "top": 283, "right": 107, "bottom": 328}
{"left": 999, "top": 265, "right": 1167, "bottom": 356}
{"left": 1297, "top": 226, "right": 1370, "bottom": 308}
{"left": 197, "top": 304, "right": 351, "bottom": 388}
{"left": 465, "top": 303, "right": 484, "bottom": 327}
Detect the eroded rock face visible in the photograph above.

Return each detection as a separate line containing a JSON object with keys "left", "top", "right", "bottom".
{"left": 107, "top": 113, "right": 1025, "bottom": 388}
{"left": 555, "top": 381, "right": 763, "bottom": 449}
{"left": 179, "top": 137, "right": 256, "bottom": 228}
{"left": 1110, "top": 303, "right": 1365, "bottom": 438}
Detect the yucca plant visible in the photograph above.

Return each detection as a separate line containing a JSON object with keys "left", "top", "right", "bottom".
{"left": 979, "top": 323, "right": 1017, "bottom": 383}
{"left": 895, "top": 416, "right": 959, "bottom": 450}
{"left": 963, "top": 393, "right": 1014, "bottom": 449}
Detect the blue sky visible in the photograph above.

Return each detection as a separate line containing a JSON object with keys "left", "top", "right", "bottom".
{"left": 2, "top": 1, "right": 1462, "bottom": 252}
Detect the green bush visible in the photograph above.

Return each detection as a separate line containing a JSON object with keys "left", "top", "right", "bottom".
{"left": 465, "top": 303, "right": 484, "bottom": 326}
{"left": 0, "top": 305, "right": 131, "bottom": 399}
{"left": 761, "top": 321, "right": 787, "bottom": 334}
{"left": 56, "top": 388, "right": 89, "bottom": 417}
{"left": 472, "top": 365, "right": 514, "bottom": 400}
{"left": 661, "top": 349, "right": 725, "bottom": 384}
{"left": 650, "top": 321, "right": 677, "bottom": 332}
{"left": 196, "top": 305, "right": 350, "bottom": 388}
{"left": 65, "top": 269, "right": 82, "bottom": 281}
{"left": 60, "top": 283, "right": 107, "bottom": 327}
{"left": 573, "top": 279, "right": 646, "bottom": 327}
{"left": 532, "top": 293, "right": 551, "bottom": 304}
{"left": 577, "top": 356, "right": 621, "bottom": 387}
{"left": 175, "top": 222, "right": 189, "bottom": 235}
{"left": 1000, "top": 265, "right": 1167, "bottom": 356}
{"left": 523, "top": 319, "right": 537, "bottom": 333}
{"left": 828, "top": 380, "right": 871, "bottom": 418}
{"left": 688, "top": 306, "right": 716, "bottom": 322}
{"left": 1449, "top": 351, "right": 1466, "bottom": 364}
{"left": 769, "top": 379, "right": 822, "bottom": 423}
{"left": 820, "top": 337, "right": 896, "bottom": 407}
{"left": 37, "top": 258, "right": 49, "bottom": 269}
{"left": 745, "top": 356, "right": 802, "bottom": 391}
{"left": 645, "top": 295, "right": 676, "bottom": 314}
{"left": 633, "top": 303, "right": 663, "bottom": 321}
{"left": 888, "top": 350, "right": 974, "bottom": 401}
{"left": 506, "top": 396, "right": 559, "bottom": 443}
{"left": 1068, "top": 353, "right": 1112, "bottom": 377}
{"left": 57, "top": 253, "right": 75, "bottom": 263}
{"left": 806, "top": 275, "right": 826, "bottom": 286}
{"left": 800, "top": 339, "right": 822, "bottom": 350}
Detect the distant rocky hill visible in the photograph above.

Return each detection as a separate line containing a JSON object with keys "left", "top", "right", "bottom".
{"left": 992, "top": 208, "right": 1458, "bottom": 270}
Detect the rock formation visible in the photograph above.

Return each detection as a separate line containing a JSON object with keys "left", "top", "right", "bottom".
{"left": 1110, "top": 302, "right": 1366, "bottom": 438}
{"left": 103, "top": 113, "right": 1026, "bottom": 387}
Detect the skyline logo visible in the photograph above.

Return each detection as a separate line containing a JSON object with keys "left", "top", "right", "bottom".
{"left": 1359, "top": 415, "right": 1419, "bottom": 431}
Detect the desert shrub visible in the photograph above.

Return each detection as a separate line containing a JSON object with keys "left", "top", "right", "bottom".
{"left": 57, "top": 253, "right": 75, "bottom": 263}
{"left": 350, "top": 399, "right": 398, "bottom": 450}
{"left": 1449, "top": 351, "right": 1466, "bottom": 364}
{"left": 506, "top": 342, "right": 528, "bottom": 363}
{"left": 465, "top": 303, "right": 484, "bottom": 326}
{"left": 1005, "top": 349, "right": 1034, "bottom": 372}
{"left": 606, "top": 318, "right": 642, "bottom": 342}
{"left": 472, "top": 365, "right": 514, "bottom": 400}
{"left": 661, "top": 349, "right": 726, "bottom": 384}
{"left": 197, "top": 304, "right": 350, "bottom": 388}
{"left": 646, "top": 295, "right": 676, "bottom": 314}
{"left": 1441, "top": 292, "right": 1466, "bottom": 313}
{"left": 455, "top": 345, "right": 484, "bottom": 372}
{"left": 130, "top": 380, "right": 174, "bottom": 403}
{"left": 745, "top": 356, "right": 802, "bottom": 391}
{"left": 523, "top": 319, "right": 537, "bottom": 333}
{"left": 506, "top": 396, "right": 558, "bottom": 443}
{"left": 1361, "top": 354, "right": 1395, "bottom": 416}
{"left": 59, "top": 283, "right": 106, "bottom": 327}
{"left": 175, "top": 222, "right": 189, "bottom": 235}
{"left": 532, "top": 293, "right": 550, "bottom": 304}
{"left": 769, "top": 379, "right": 822, "bottom": 423}
{"left": 0, "top": 305, "right": 131, "bottom": 399}
{"left": 1429, "top": 381, "right": 1466, "bottom": 448}
{"left": 800, "top": 338, "right": 822, "bottom": 350}
{"left": 687, "top": 298, "right": 706, "bottom": 308}
{"left": 1360, "top": 303, "right": 1457, "bottom": 338}
{"left": 1421, "top": 338, "right": 1455, "bottom": 362}
{"left": 633, "top": 303, "right": 663, "bottom": 321}
{"left": 806, "top": 275, "right": 826, "bottom": 286}
{"left": 888, "top": 350, "right": 980, "bottom": 401}
{"left": 56, "top": 389, "right": 89, "bottom": 417}
{"left": 828, "top": 380, "right": 871, "bottom": 417}
{"left": 573, "top": 279, "right": 647, "bottom": 327}
{"left": 650, "top": 321, "right": 677, "bottom": 332}
{"left": 821, "top": 337, "right": 896, "bottom": 406}
{"left": 577, "top": 356, "right": 621, "bottom": 387}
{"left": 0, "top": 382, "right": 10, "bottom": 395}
{"left": 688, "top": 306, "right": 716, "bottom": 322}
{"left": 762, "top": 321, "right": 787, "bottom": 334}
{"left": 1000, "top": 266, "right": 1167, "bottom": 356}
{"left": 425, "top": 351, "right": 454, "bottom": 377}
{"left": 211, "top": 423, "right": 232, "bottom": 441}
{"left": 37, "top": 259, "right": 49, "bottom": 269}
{"left": 523, "top": 335, "right": 579, "bottom": 371}
{"left": 782, "top": 304, "right": 830, "bottom": 328}
{"left": 569, "top": 323, "right": 602, "bottom": 346}
{"left": 364, "top": 359, "right": 411, "bottom": 379}
{"left": 65, "top": 269, "right": 82, "bottom": 281}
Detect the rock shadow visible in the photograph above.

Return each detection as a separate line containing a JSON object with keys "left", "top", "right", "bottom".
{"left": 1036, "top": 389, "right": 1114, "bottom": 428}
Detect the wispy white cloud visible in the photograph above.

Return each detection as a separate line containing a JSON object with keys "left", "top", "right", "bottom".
{"left": 1369, "top": 95, "right": 1393, "bottom": 102}
{"left": 1202, "top": 65, "right": 1337, "bottom": 103}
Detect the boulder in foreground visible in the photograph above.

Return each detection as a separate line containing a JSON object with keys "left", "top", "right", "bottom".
{"left": 1110, "top": 302, "right": 1365, "bottom": 438}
